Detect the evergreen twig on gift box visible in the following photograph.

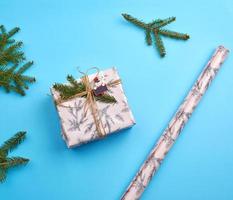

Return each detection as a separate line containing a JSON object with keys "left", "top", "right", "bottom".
{"left": 0, "top": 132, "right": 29, "bottom": 183}
{"left": 53, "top": 75, "right": 117, "bottom": 103}
{"left": 122, "top": 13, "right": 190, "bottom": 57}
{"left": 0, "top": 25, "right": 35, "bottom": 95}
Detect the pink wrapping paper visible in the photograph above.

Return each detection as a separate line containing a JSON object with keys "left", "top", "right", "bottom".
{"left": 51, "top": 68, "right": 135, "bottom": 148}
{"left": 121, "top": 46, "right": 229, "bottom": 200}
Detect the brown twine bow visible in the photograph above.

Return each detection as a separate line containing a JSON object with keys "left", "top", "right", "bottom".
{"left": 55, "top": 67, "right": 121, "bottom": 137}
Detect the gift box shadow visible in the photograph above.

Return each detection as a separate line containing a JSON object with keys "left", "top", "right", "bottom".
{"left": 70, "top": 127, "right": 135, "bottom": 156}
{"left": 42, "top": 95, "right": 68, "bottom": 151}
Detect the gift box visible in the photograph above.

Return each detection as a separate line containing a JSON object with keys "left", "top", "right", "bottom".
{"left": 51, "top": 67, "right": 135, "bottom": 148}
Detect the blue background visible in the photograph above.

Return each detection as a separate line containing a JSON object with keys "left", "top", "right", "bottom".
{"left": 0, "top": 0, "right": 233, "bottom": 199}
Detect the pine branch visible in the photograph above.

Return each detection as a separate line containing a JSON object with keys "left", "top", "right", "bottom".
{"left": 7, "top": 27, "right": 20, "bottom": 39}
{"left": 122, "top": 14, "right": 190, "bottom": 57}
{"left": 54, "top": 75, "right": 117, "bottom": 103}
{"left": 0, "top": 168, "right": 6, "bottom": 183}
{"left": 0, "top": 132, "right": 26, "bottom": 156}
{"left": 0, "top": 157, "right": 29, "bottom": 169}
{"left": 0, "top": 26, "right": 20, "bottom": 47}
{"left": 153, "top": 30, "right": 166, "bottom": 57}
{"left": 148, "top": 19, "right": 166, "bottom": 26}
{"left": 0, "top": 25, "right": 35, "bottom": 95}
{"left": 53, "top": 75, "right": 86, "bottom": 100}
{"left": 122, "top": 14, "right": 149, "bottom": 29}
{"left": 0, "top": 151, "right": 5, "bottom": 160}
{"left": 159, "top": 29, "right": 190, "bottom": 40}
{"left": 94, "top": 94, "right": 117, "bottom": 104}
{"left": 151, "top": 17, "right": 176, "bottom": 29}
{"left": 145, "top": 30, "right": 152, "bottom": 45}
{"left": 0, "top": 25, "right": 25, "bottom": 65}
{"left": 0, "top": 61, "right": 36, "bottom": 95}
{"left": 0, "top": 131, "right": 29, "bottom": 183}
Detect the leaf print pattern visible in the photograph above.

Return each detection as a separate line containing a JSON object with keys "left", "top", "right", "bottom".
{"left": 163, "top": 131, "right": 175, "bottom": 148}
{"left": 67, "top": 100, "right": 88, "bottom": 131}
{"left": 115, "top": 114, "right": 124, "bottom": 122}
{"left": 134, "top": 173, "right": 146, "bottom": 195}
{"left": 121, "top": 46, "right": 229, "bottom": 200}
{"left": 121, "top": 100, "right": 131, "bottom": 113}
{"left": 84, "top": 122, "right": 94, "bottom": 134}
{"left": 68, "top": 96, "right": 132, "bottom": 143}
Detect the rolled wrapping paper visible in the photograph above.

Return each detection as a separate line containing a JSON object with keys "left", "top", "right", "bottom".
{"left": 121, "top": 46, "right": 229, "bottom": 200}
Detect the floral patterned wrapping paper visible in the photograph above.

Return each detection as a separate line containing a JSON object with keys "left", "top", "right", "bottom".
{"left": 51, "top": 68, "right": 135, "bottom": 148}
{"left": 121, "top": 46, "right": 229, "bottom": 200}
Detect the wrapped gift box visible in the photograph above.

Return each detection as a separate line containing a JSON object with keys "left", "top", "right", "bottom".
{"left": 51, "top": 68, "right": 135, "bottom": 148}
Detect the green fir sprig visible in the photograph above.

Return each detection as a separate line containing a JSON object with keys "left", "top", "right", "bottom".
{"left": 53, "top": 75, "right": 117, "bottom": 103}
{"left": 122, "top": 14, "right": 190, "bottom": 57}
{"left": 0, "top": 62, "right": 36, "bottom": 95}
{"left": 0, "top": 132, "right": 29, "bottom": 183}
{"left": 0, "top": 25, "right": 35, "bottom": 95}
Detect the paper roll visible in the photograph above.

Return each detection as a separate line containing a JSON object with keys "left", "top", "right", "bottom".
{"left": 121, "top": 46, "right": 229, "bottom": 200}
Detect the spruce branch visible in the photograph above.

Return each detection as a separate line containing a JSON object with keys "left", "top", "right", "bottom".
{"left": 0, "top": 61, "right": 35, "bottom": 95}
{"left": 53, "top": 75, "right": 117, "bottom": 104}
{"left": 94, "top": 94, "right": 117, "bottom": 103}
{"left": 0, "top": 25, "right": 24, "bottom": 65}
{"left": 0, "top": 168, "right": 6, "bottom": 183}
{"left": 153, "top": 30, "right": 166, "bottom": 57}
{"left": 0, "top": 132, "right": 29, "bottom": 183}
{"left": 151, "top": 17, "right": 176, "bottom": 29}
{"left": 122, "top": 14, "right": 148, "bottom": 29}
{"left": 0, "top": 131, "right": 26, "bottom": 156}
{"left": 122, "top": 13, "right": 190, "bottom": 57}
{"left": 145, "top": 30, "right": 152, "bottom": 45}
{"left": 0, "top": 157, "right": 29, "bottom": 169}
{"left": 159, "top": 29, "right": 190, "bottom": 40}
{"left": 148, "top": 19, "right": 166, "bottom": 26}
{"left": 0, "top": 151, "right": 5, "bottom": 160}
{"left": 53, "top": 75, "right": 86, "bottom": 101}
{"left": 0, "top": 25, "right": 35, "bottom": 95}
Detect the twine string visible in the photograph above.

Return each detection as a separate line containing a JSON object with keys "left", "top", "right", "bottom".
{"left": 55, "top": 68, "right": 120, "bottom": 137}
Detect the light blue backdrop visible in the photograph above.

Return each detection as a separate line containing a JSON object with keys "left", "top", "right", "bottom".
{"left": 0, "top": 0, "right": 233, "bottom": 199}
